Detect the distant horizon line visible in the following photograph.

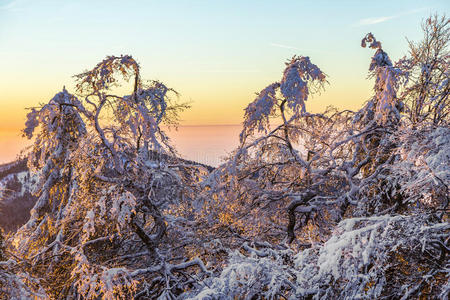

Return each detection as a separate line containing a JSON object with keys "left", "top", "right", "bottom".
{"left": 163, "top": 123, "right": 242, "bottom": 127}
{"left": 0, "top": 123, "right": 244, "bottom": 133}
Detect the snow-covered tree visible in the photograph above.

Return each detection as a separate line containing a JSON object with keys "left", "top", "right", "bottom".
{"left": 357, "top": 32, "right": 407, "bottom": 126}
{"left": 11, "top": 55, "right": 210, "bottom": 299}
{"left": 199, "top": 48, "right": 405, "bottom": 248}
{"left": 196, "top": 56, "right": 335, "bottom": 248}
{"left": 191, "top": 16, "right": 449, "bottom": 300}
{"left": 401, "top": 15, "right": 449, "bottom": 126}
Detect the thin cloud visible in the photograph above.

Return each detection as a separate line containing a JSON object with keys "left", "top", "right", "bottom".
{"left": 198, "top": 69, "right": 259, "bottom": 73}
{"left": 358, "top": 16, "right": 395, "bottom": 26}
{"left": 269, "top": 43, "right": 333, "bottom": 55}
{"left": 0, "top": 0, "right": 27, "bottom": 12}
{"left": 0, "top": 0, "right": 17, "bottom": 10}
{"left": 270, "top": 43, "right": 300, "bottom": 50}
{"left": 354, "top": 7, "right": 429, "bottom": 27}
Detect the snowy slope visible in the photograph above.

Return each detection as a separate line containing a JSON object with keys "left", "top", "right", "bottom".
{"left": 0, "top": 159, "right": 38, "bottom": 232}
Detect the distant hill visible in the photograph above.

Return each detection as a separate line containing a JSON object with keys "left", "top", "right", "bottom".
{"left": 0, "top": 159, "right": 38, "bottom": 232}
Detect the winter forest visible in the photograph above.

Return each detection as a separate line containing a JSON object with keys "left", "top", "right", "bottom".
{"left": 0, "top": 14, "right": 449, "bottom": 300}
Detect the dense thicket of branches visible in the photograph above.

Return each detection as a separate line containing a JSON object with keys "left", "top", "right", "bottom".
{"left": 1, "top": 15, "right": 448, "bottom": 299}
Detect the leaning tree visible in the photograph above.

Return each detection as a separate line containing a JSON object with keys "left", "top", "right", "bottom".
{"left": 12, "top": 55, "right": 210, "bottom": 299}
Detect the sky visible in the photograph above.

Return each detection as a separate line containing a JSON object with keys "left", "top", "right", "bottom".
{"left": 0, "top": 0, "right": 448, "bottom": 163}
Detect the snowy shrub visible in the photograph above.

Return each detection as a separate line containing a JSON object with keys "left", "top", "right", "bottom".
{"left": 0, "top": 259, "right": 48, "bottom": 299}
{"left": 188, "top": 244, "right": 296, "bottom": 300}
{"left": 391, "top": 126, "right": 450, "bottom": 210}
{"left": 294, "top": 214, "right": 449, "bottom": 299}
{"left": 190, "top": 214, "right": 448, "bottom": 299}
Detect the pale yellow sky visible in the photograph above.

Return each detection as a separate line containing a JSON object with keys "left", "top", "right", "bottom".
{"left": 1, "top": 0, "right": 446, "bottom": 163}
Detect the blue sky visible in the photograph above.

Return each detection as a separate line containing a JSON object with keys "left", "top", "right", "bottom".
{"left": 0, "top": 0, "right": 448, "bottom": 127}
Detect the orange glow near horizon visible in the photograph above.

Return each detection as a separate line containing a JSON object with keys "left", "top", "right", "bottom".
{"left": 0, "top": 75, "right": 373, "bottom": 164}
{"left": 1, "top": 0, "right": 441, "bottom": 164}
{"left": 0, "top": 131, "right": 33, "bottom": 164}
